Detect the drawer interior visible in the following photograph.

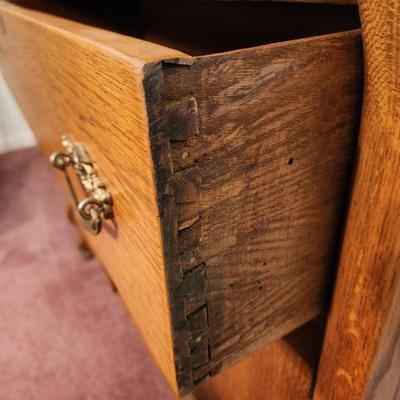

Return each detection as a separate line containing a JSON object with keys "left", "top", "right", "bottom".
{"left": 11, "top": 0, "right": 360, "bottom": 55}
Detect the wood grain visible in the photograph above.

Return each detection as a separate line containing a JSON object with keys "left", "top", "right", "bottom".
{"left": 146, "top": 30, "right": 363, "bottom": 393}
{"left": 314, "top": 1, "right": 400, "bottom": 399}
{"left": 0, "top": 0, "right": 365, "bottom": 396}
{"left": 195, "top": 340, "right": 313, "bottom": 400}
{"left": 0, "top": 1, "right": 189, "bottom": 394}
{"left": 194, "top": 319, "right": 325, "bottom": 400}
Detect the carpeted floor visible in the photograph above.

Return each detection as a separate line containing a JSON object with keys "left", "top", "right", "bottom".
{"left": 0, "top": 147, "right": 175, "bottom": 400}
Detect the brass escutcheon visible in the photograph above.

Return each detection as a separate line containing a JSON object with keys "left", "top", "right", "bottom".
{"left": 50, "top": 135, "right": 113, "bottom": 235}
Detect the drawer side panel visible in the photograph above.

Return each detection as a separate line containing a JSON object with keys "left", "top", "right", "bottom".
{"left": 147, "top": 30, "right": 363, "bottom": 394}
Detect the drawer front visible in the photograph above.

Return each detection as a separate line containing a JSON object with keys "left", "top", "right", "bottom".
{"left": 0, "top": 2, "right": 189, "bottom": 395}
{"left": 0, "top": 1, "right": 363, "bottom": 396}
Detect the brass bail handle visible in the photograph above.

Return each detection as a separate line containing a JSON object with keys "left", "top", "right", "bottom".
{"left": 49, "top": 136, "right": 113, "bottom": 235}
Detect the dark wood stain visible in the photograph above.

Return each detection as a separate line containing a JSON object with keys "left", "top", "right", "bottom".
{"left": 145, "top": 30, "right": 363, "bottom": 394}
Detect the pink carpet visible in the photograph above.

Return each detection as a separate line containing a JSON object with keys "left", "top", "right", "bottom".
{"left": 0, "top": 147, "right": 175, "bottom": 400}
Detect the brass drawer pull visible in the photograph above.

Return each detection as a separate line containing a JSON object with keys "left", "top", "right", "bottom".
{"left": 50, "top": 135, "right": 113, "bottom": 235}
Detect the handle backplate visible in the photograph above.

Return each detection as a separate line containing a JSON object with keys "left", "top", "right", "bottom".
{"left": 50, "top": 135, "right": 113, "bottom": 235}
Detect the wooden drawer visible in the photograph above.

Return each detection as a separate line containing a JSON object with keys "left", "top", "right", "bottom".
{"left": 0, "top": 1, "right": 363, "bottom": 395}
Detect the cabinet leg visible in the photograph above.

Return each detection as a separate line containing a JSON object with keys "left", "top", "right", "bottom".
{"left": 77, "top": 237, "right": 94, "bottom": 260}
{"left": 66, "top": 205, "right": 94, "bottom": 260}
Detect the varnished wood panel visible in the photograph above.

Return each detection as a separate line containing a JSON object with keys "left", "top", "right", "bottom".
{"left": 196, "top": 341, "right": 313, "bottom": 400}
{"left": 314, "top": 1, "right": 400, "bottom": 399}
{"left": 0, "top": 1, "right": 189, "bottom": 394}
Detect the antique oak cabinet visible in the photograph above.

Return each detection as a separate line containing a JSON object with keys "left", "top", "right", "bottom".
{"left": 0, "top": 0, "right": 399, "bottom": 399}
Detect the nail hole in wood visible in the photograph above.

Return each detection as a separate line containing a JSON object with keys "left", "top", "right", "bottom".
{"left": 288, "top": 157, "right": 294, "bottom": 165}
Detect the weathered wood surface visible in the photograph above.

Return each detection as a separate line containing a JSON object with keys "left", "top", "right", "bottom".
{"left": 146, "top": 30, "right": 363, "bottom": 393}
{"left": 0, "top": 1, "right": 189, "bottom": 394}
{"left": 314, "top": 1, "right": 400, "bottom": 399}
